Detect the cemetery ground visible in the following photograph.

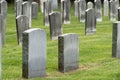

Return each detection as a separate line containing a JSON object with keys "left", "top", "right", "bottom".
{"left": 2, "top": 4, "right": 120, "bottom": 80}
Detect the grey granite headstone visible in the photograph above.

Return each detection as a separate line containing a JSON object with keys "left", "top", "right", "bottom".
{"left": 110, "top": 0, "right": 116, "bottom": 21}
{"left": 22, "top": 28, "right": 46, "bottom": 78}
{"left": 50, "top": 0, "right": 58, "bottom": 10}
{"left": 49, "top": 12, "right": 62, "bottom": 40}
{"left": 85, "top": 8, "right": 96, "bottom": 35}
{"left": 78, "top": 0, "right": 86, "bottom": 22}
{"left": 40, "top": 0, "right": 47, "bottom": 13}
{"left": 43, "top": 1, "right": 52, "bottom": 26}
{"left": 115, "top": 0, "right": 119, "bottom": 15}
{"left": 0, "top": 0, "right": 7, "bottom": 45}
{"left": 87, "top": 1, "right": 93, "bottom": 9}
{"left": 22, "top": 1, "right": 31, "bottom": 28}
{"left": 94, "top": 0, "right": 102, "bottom": 22}
{"left": 118, "top": 7, "right": 120, "bottom": 21}
{"left": 16, "top": 0, "right": 22, "bottom": 17}
{"left": 74, "top": 0, "right": 79, "bottom": 17}
{"left": 0, "top": 34, "right": 1, "bottom": 80}
{"left": 104, "top": 0, "right": 109, "bottom": 16}
{"left": 32, "top": 2, "right": 38, "bottom": 19}
{"left": 58, "top": 33, "right": 79, "bottom": 72}
{"left": 112, "top": 21, "right": 120, "bottom": 58}
{"left": 14, "top": 0, "right": 23, "bottom": 11}
{"left": 16, "top": 15, "right": 29, "bottom": 45}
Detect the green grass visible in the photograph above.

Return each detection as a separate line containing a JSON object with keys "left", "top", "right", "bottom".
{"left": 2, "top": 4, "right": 120, "bottom": 80}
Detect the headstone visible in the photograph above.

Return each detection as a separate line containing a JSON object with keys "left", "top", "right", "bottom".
{"left": 43, "top": 1, "right": 52, "bottom": 26}
{"left": 22, "top": 28, "right": 46, "bottom": 78}
{"left": 50, "top": 0, "right": 58, "bottom": 10}
{"left": 0, "top": 0, "right": 7, "bottom": 45}
{"left": 110, "top": 0, "right": 116, "bottom": 21}
{"left": 85, "top": 8, "right": 96, "bottom": 35}
{"left": 0, "top": 14, "right": 4, "bottom": 46}
{"left": 32, "top": 2, "right": 38, "bottom": 19}
{"left": 78, "top": 0, "right": 86, "bottom": 22}
{"left": 74, "top": 0, "right": 79, "bottom": 17}
{"left": 49, "top": 12, "right": 62, "bottom": 40}
{"left": 16, "top": 0, "right": 22, "bottom": 17}
{"left": 61, "top": 0, "right": 71, "bottom": 24}
{"left": 104, "top": 0, "right": 109, "bottom": 16}
{"left": 94, "top": 0, "right": 102, "bottom": 22}
{"left": 87, "top": 1, "right": 93, "bottom": 9}
{"left": 40, "top": 0, "right": 47, "bottom": 13}
{"left": 115, "top": 0, "right": 119, "bottom": 14}
{"left": 118, "top": 7, "right": 120, "bottom": 21}
{"left": 112, "top": 21, "right": 120, "bottom": 58}
{"left": 0, "top": 34, "right": 1, "bottom": 80}
{"left": 61, "top": 0, "right": 65, "bottom": 23}
{"left": 58, "top": 33, "right": 79, "bottom": 72}
{"left": 16, "top": 15, "right": 29, "bottom": 45}
{"left": 14, "top": 0, "right": 23, "bottom": 11}
{"left": 22, "top": 1, "right": 31, "bottom": 28}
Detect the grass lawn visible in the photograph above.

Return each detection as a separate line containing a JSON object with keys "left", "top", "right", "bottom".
{"left": 2, "top": 4, "right": 120, "bottom": 80}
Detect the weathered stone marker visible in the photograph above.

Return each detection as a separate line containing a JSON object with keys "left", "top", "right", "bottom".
{"left": 49, "top": 12, "right": 62, "bottom": 40}
{"left": 94, "top": 0, "right": 102, "bottom": 22}
{"left": 110, "top": 0, "right": 116, "bottom": 21}
{"left": 32, "top": 2, "right": 38, "bottom": 19}
{"left": 16, "top": 15, "right": 29, "bottom": 45}
{"left": 78, "top": 0, "right": 86, "bottom": 22}
{"left": 22, "top": 1, "right": 29, "bottom": 18}
{"left": 104, "top": 0, "right": 109, "bottom": 16}
{"left": 58, "top": 33, "right": 79, "bottom": 72}
{"left": 16, "top": 0, "right": 22, "bottom": 17}
{"left": 61, "top": 0, "right": 71, "bottom": 24}
{"left": 0, "top": 0, "right": 7, "bottom": 45}
{"left": 112, "top": 21, "right": 120, "bottom": 58}
{"left": 87, "top": 1, "right": 93, "bottom": 9}
{"left": 22, "top": 28, "right": 46, "bottom": 78}
{"left": 85, "top": 8, "right": 96, "bottom": 35}
{"left": 74, "top": 0, "right": 79, "bottom": 17}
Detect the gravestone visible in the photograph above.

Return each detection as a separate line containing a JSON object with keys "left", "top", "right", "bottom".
{"left": 14, "top": 0, "right": 23, "bottom": 11}
{"left": 110, "top": 0, "right": 116, "bottom": 21}
{"left": 118, "top": 7, "right": 120, "bottom": 21}
{"left": 0, "top": 0, "right": 7, "bottom": 45}
{"left": 50, "top": 0, "right": 58, "bottom": 10}
{"left": 22, "top": 28, "right": 46, "bottom": 78}
{"left": 16, "top": 15, "right": 29, "bottom": 45}
{"left": 74, "top": 0, "right": 79, "bottom": 17}
{"left": 0, "top": 14, "right": 4, "bottom": 46}
{"left": 104, "top": 0, "right": 109, "bottom": 16}
{"left": 78, "top": 0, "right": 86, "bottom": 22}
{"left": 112, "top": 21, "right": 120, "bottom": 58}
{"left": 32, "top": 2, "right": 38, "bottom": 19}
{"left": 115, "top": 0, "right": 119, "bottom": 15}
{"left": 58, "top": 33, "right": 79, "bottom": 72}
{"left": 22, "top": 1, "right": 30, "bottom": 28}
{"left": 43, "top": 0, "right": 52, "bottom": 26}
{"left": 62, "top": 0, "right": 71, "bottom": 24}
{"left": 94, "top": 0, "right": 102, "bottom": 22}
{"left": 49, "top": 12, "right": 62, "bottom": 40}
{"left": 87, "top": 1, "right": 93, "bottom": 9}
{"left": 61, "top": 0, "right": 65, "bottom": 23}
{"left": 0, "top": 34, "right": 1, "bottom": 80}
{"left": 16, "top": 0, "right": 22, "bottom": 17}
{"left": 85, "top": 8, "right": 96, "bottom": 35}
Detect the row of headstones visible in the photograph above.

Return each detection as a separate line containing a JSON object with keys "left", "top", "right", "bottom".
{"left": 74, "top": 0, "right": 120, "bottom": 22}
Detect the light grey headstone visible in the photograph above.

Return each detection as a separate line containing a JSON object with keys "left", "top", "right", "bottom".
{"left": 16, "top": 0, "right": 22, "bottom": 17}
{"left": 22, "top": 28, "right": 46, "bottom": 78}
{"left": 94, "top": 0, "right": 102, "bottom": 22}
{"left": 118, "top": 7, "right": 120, "bottom": 21}
{"left": 74, "top": 0, "right": 79, "bottom": 17}
{"left": 14, "top": 0, "right": 23, "bottom": 11}
{"left": 58, "top": 33, "right": 79, "bottom": 72}
{"left": 40, "top": 0, "right": 47, "bottom": 13}
{"left": 0, "top": 34, "right": 1, "bottom": 80}
{"left": 104, "top": 0, "right": 109, "bottom": 16}
{"left": 22, "top": 1, "right": 31, "bottom": 28}
{"left": 52, "top": 0, "right": 58, "bottom": 10}
{"left": 115, "top": 0, "right": 119, "bottom": 14}
{"left": 87, "top": 1, "right": 93, "bottom": 9}
{"left": 78, "top": 0, "right": 86, "bottom": 22}
{"left": 43, "top": 1, "right": 52, "bottom": 26}
{"left": 63, "top": 0, "right": 71, "bottom": 24}
{"left": 110, "top": 0, "right": 116, "bottom": 21}
{"left": 16, "top": 15, "right": 29, "bottom": 45}
{"left": 32, "top": 2, "right": 38, "bottom": 19}
{"left": 112, "top": 21, "right": 120, "bottom": 58}
{"left": 0, "top": 0, "right": 7, "bottom": 45}
{"left": 85, "top": 8, "right": 96, "bottom": 35}
{"left": 49, "top": 12, "right": 62, "bottom": 40}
